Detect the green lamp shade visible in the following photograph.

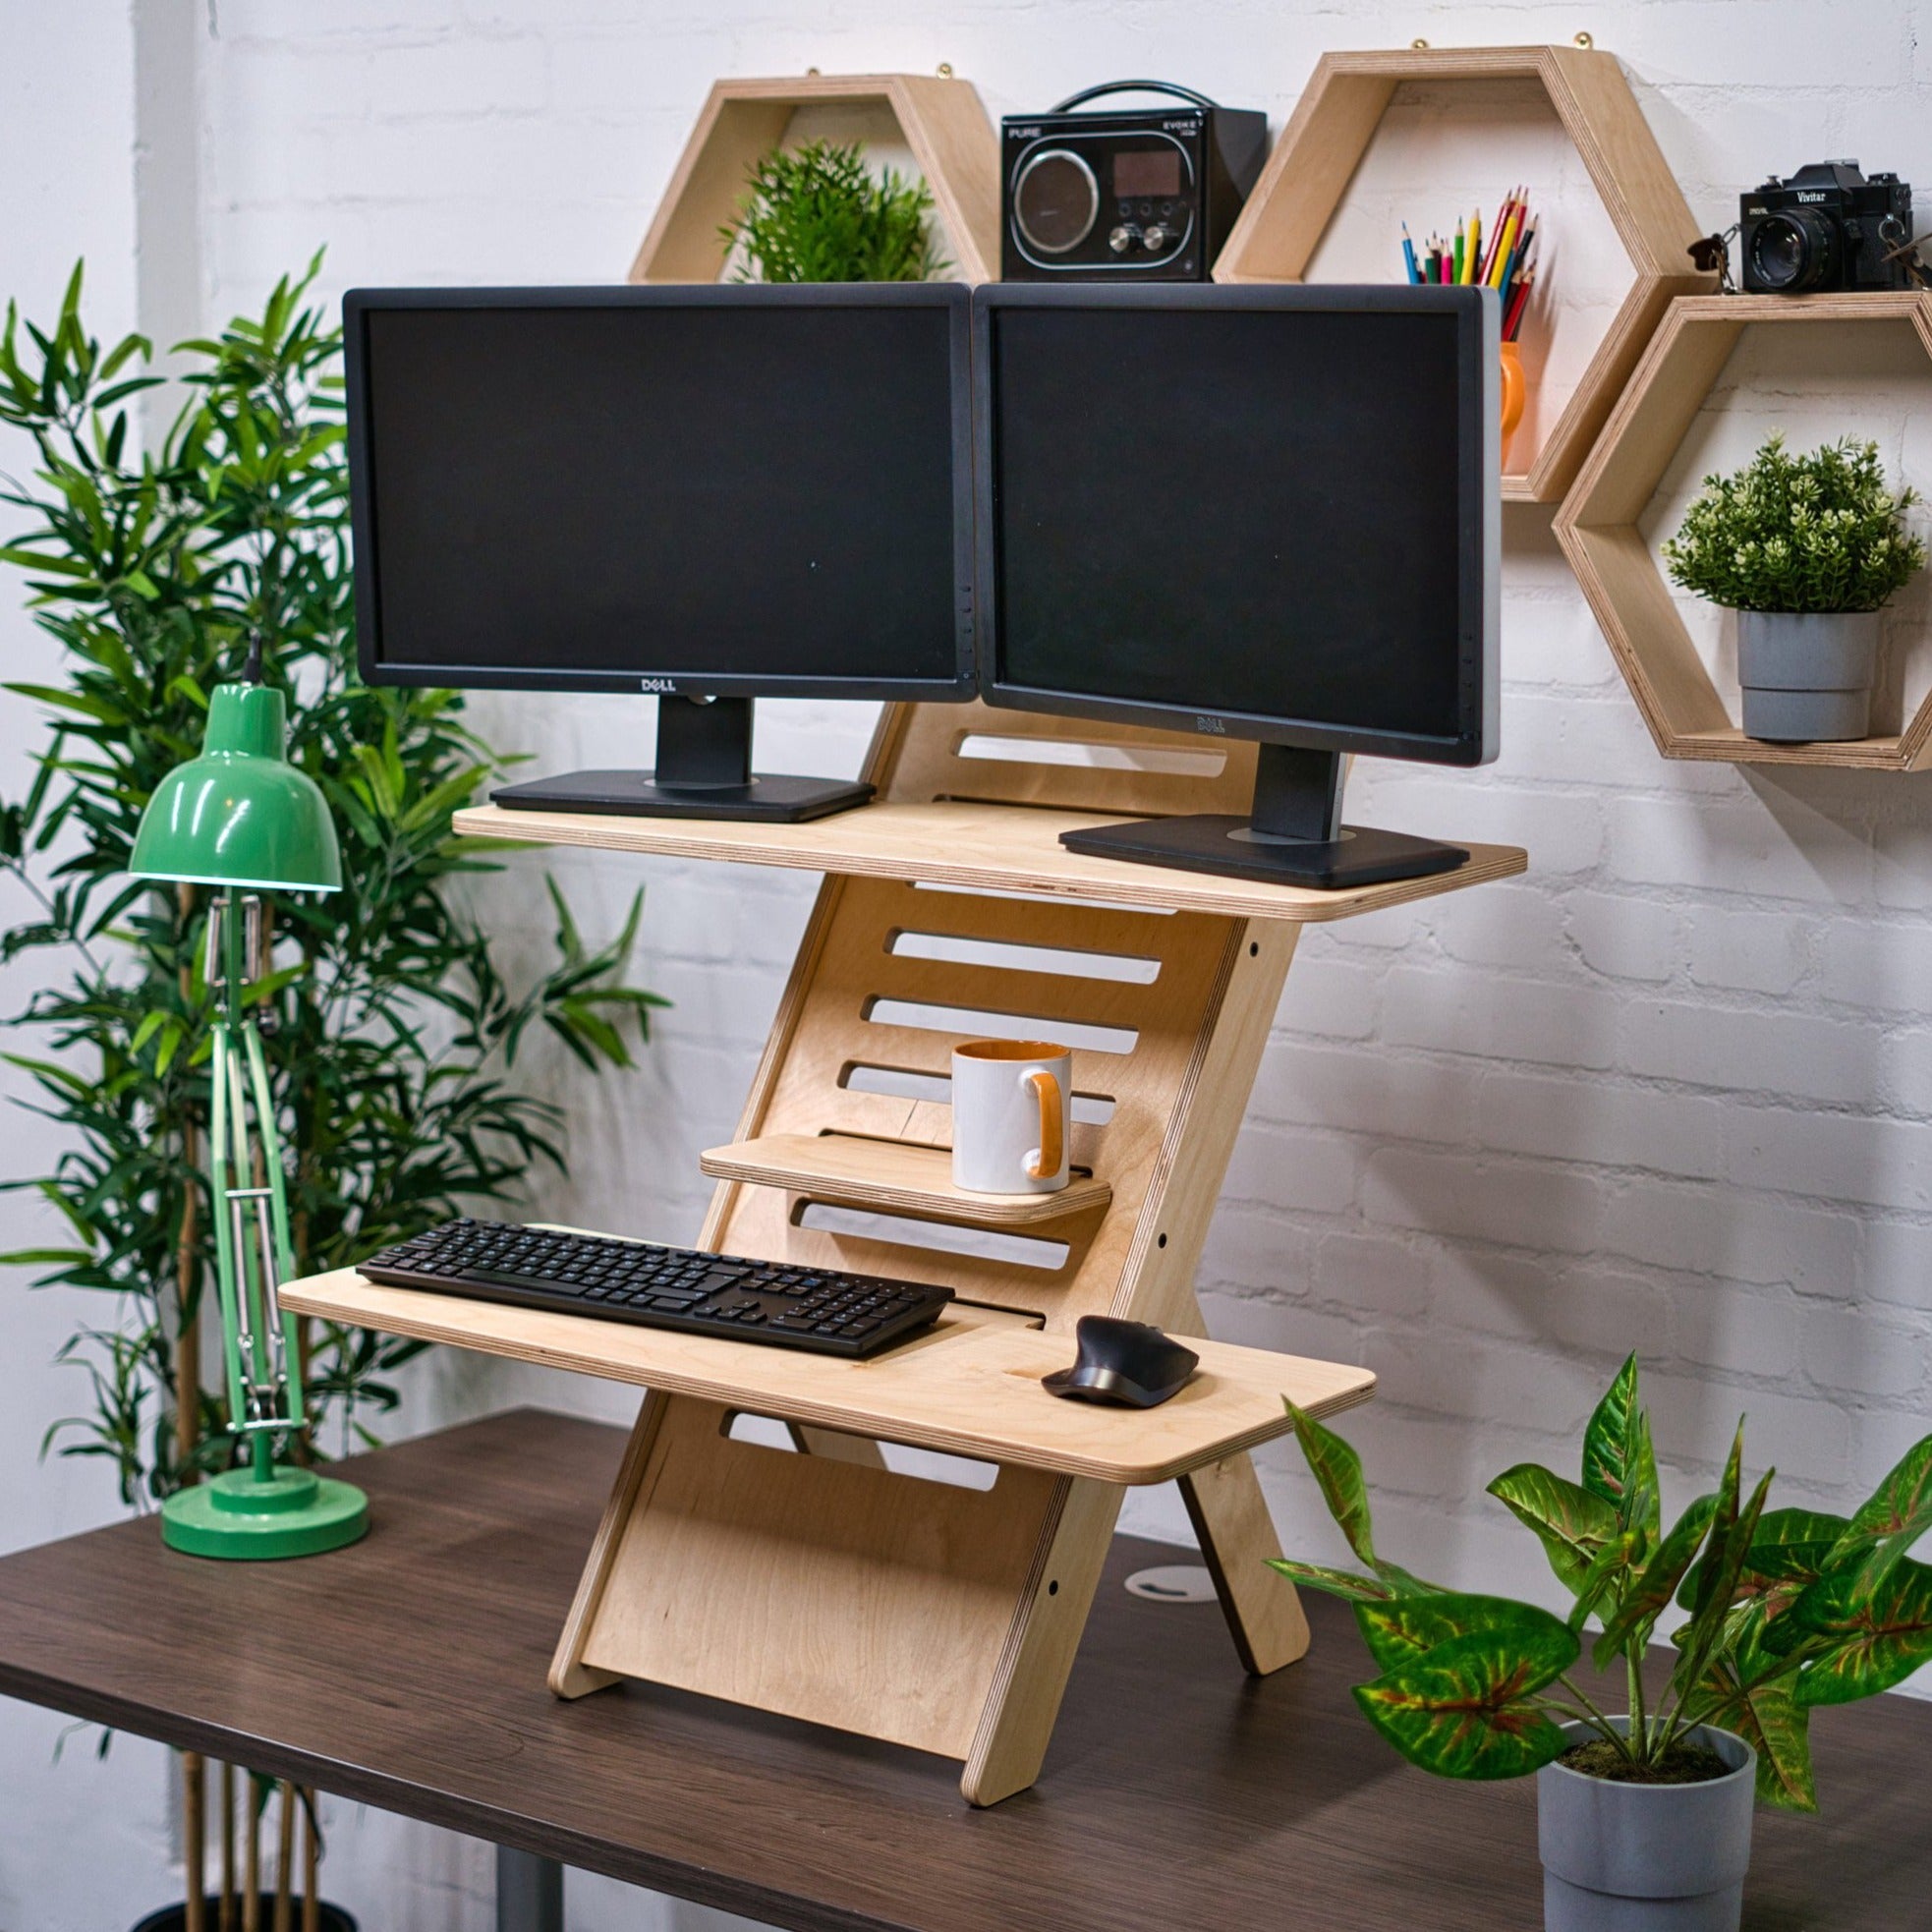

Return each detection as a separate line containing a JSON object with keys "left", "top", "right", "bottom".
{"left": 131, "top": 683, "right": 342, "bottom": 892}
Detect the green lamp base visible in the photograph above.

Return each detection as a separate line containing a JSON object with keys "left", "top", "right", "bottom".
{"left": 160, "top": 1464, "right": 369, "bottom": 1561}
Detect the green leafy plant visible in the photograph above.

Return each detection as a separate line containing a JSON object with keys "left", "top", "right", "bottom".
{"left": 1273, "top": 1354, "right": 1932, "bottom": 1810}
{"left": 1662, "top": 432, "right": 1926, "bottom": 612}
{"left": 722, "top": 139, "right": 947, "bottom": 283}
{"left": 0, "top": 256, "right": 666, "bottom": 1504}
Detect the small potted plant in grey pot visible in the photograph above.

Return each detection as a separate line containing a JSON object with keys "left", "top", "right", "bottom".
{"left": 1662, "top": 432, "right": 1925, "bottom": 742}
{"left": 1272, "top": 1356, "right": 1932, "bottom": 1930}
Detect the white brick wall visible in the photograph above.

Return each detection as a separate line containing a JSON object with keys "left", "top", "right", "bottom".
{"left": 10, "top": 1, "right": 1932, "bottom": 1926}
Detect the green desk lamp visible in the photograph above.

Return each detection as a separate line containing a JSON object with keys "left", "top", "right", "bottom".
{"left": 131, "top": 659, "right": 368, "bottom": 1559}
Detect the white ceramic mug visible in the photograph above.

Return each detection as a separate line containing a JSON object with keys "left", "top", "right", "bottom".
{"left": 951, "top": 1039, "right": 1072, "bottom": 1196}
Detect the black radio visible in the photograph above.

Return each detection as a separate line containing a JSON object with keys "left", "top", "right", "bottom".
{"left": 1000, "top": 81, "right": 1268, "bottom": 281}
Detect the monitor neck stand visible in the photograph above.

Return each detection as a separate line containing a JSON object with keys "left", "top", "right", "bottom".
{"left": 1057, "top": 743, "right": 1469, "bottom": 889}
{"left": 489, "top": 695, "right": 875, "bottom": 824}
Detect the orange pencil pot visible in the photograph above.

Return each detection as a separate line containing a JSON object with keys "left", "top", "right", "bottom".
{"left": 1499, "top": 341, "right": 1525, "bottom": 452}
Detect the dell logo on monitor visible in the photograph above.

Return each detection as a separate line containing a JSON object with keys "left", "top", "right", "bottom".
{"left": 640, "top": 677, "right": 678, "bottom": 694}
{"left": 1195, "top": 715, "right": 1226, "bottom": 735}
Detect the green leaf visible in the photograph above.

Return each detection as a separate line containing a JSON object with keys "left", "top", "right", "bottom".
{"left": 1266, "top": 1559, "right": 1400, "bottom": 1605}
{"left": 1286, "top": 1400, "right": 1382, "bottom": 1573}
{"left": 1592, "top": 1493, "right": 1716, "bottom": 1670}
{"left": 1352, "top": 1610, "right": 1579, "bottom": 1781}
{"left": 1790, "top": 1557, "right": 1932, "bottom": 1706}
{"left": 1354, "top": 1592, "right": 1545, "bottom": 1673}
{"left": 1707, "top": 1668, "right": 1816, "bottom": 1812}
{"left": 1581, "top": 1352, "right": 1640, "bottom": 1506}
{"left": 1488, "top": 1462, "right": 1619, "bottom": 1595}
{"left": 1669, "top": 1426, "right": 1771, "bottom": 1709}
{"left": 1828, "top": 1435, "right": 1932, "bottom": 1589}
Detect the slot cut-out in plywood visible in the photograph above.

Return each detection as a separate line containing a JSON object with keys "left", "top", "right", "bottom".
{"left": 631, "top": 74, "right": 1000, "bottom": 286}
{"left": 1215, "top": 43, "right": 1713, "bottom": 502}
{"left": 839, "top": 1059, "right": 1120, "bottom": 1125}
{"left": 1556, "top": 292, "right": 1932, "bottom": 770}
{"left": 703, "top": 1130, "right": 1114, "bottom": 1228}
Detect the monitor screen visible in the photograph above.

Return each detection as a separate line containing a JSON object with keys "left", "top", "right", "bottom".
{"left": 976, "top": 284, "right": 1497, "bottom": 764}
{"left": 346, "top": 285, "right": 974, "bottom": 696}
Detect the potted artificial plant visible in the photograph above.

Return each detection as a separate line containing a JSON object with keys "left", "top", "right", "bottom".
{"left": 1274, "top": 1355, "right": 1932, "bottom": 1931}
{"left": 1662, "top": 433, "right": 1925, "bottom": 742}
{"left": 720, "top": 138, "right": 948, "bottom": 282}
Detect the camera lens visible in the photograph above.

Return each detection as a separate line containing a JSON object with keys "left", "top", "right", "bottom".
{"left": 1014, "top": 148, "right": 1100, "bottom": 256}
{"left": 1748, "top": 209, "right": 1837, "bottom": 292}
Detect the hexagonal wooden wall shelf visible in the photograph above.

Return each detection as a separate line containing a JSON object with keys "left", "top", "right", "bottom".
{"left": 630, "top": 73, "right": 1000, "bottom": 286}
{"left": 1214, "top": 44, "right": 1713, "bottom": 502}
{"left": 1555, "top": 291, "right": 1932, "bottom": 771}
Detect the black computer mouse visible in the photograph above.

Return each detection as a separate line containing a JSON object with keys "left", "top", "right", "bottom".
{"left": 1041, "top": 1315, "right": 1200, "bottom": 1409}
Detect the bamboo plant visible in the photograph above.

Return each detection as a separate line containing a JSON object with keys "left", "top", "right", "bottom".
{"left": 1275, "top": 1355, "right": 1932, "bottom": 1807}
{"left": 721, "top": 139, "right": 948, "bottom": 283}
{"left": 0, "top": 256, "right": 664, "bottom": 1923}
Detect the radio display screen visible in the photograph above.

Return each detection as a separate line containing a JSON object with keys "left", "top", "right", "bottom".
{"left": 1112, "top": 149, "right": 1181, "bottom": 198}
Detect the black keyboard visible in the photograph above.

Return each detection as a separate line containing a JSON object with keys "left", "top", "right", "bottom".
{"left": 357, "top": 1219, "right": 953, "bottom": 1359}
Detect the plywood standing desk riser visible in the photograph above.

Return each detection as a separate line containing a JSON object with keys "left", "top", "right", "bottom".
{"left": 284, "top": 701, "right": 1525, "bottom": 1805}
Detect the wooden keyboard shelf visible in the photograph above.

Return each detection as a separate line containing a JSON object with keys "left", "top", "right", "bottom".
{"left": 700, "top": 1132, "right": 1112, "bottom": 1227}
{"left": 451, "top": 797, "right": 1526, "bottom": 922}
{"left": 279, "top": 1269, "right": 1371, "bottom": 1486}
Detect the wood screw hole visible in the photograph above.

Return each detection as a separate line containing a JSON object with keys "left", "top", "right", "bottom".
{"left": 1158, "top": 1233, "right": 1167, "bottom": 1248}
{"left": 1249, "top": 942, "right": 1259, "bottom": 957}
{"left": 1049, "top": 1580, "right": 1059, "bottom": 1596}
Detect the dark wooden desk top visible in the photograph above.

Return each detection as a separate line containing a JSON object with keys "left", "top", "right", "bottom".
{"left": 0, "top": 1410, "right": 1922, "bottom": 1932}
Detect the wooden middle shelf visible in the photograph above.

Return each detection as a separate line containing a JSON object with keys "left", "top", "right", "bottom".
{"left": 279, "top": 1269, "right": 1373, "bottom": 1486}
{"left": 451, "top": 798, "right": 1528, "bottom": 922}
{"left": 701, "top": 1131, "right": 1111, "bottom": 1227}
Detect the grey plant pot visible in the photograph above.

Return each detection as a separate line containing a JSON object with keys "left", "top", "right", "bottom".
{"left": 1735, "top": 608, "right": 1879, "bottom": 742}
{"left": 1537, "top": 1720, "right": 1755, "bottom": 1932}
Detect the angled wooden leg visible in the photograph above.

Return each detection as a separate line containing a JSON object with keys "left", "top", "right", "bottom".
{"left": 960, "top": 1475, "right": 1121, "bottom": 1806}
{"left": 549, "top": 1392, "right": 667, "bottom": 1698}
{"left": 1178, "top": 1451, "right": 1308, "bottom": 1676}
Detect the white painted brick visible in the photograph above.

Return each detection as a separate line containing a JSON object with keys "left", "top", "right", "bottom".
{"left": 369, "top": 32, "right": 548, "bottom": 116}
{"left": 1725, "top": 1106, "right": 1932, "bottom": 1214}
{"left": 1818, "top": 918, "right": 1932, "bottom": 1014}
{"left": 1271, "top": 954, "right": 1379, "bottom": 1040}
{"left": 1619, "top": 999, "right": 1881, "bottom": 1107}
{"left": 1384, "top": 966, "right": 1620, "bottom": 1069}
{"left": 1601, "top": 1180, "right": 1860, "bottom": 1291}
{"left": 1311, "top": 1228, "right": 1430, "bottom": 1320}
{"left": 1220, "top": 1125, "right": 1360, "bottom": 1215}
{"left": 1430, "top": 882, "right": 1566, "bottom": 971}
{"left": 1609, "top": 795, "right": 1874, "bottom": 905}
{"left": 1362, "top": 1145, "right": 1603, "bottom": 1255}
{"left": 1196, "top": 1204, "right": 1316, "bottom": 1298}
{"left": 1253, "top": 1038, "right": 1475, "bottom": 1144}
{"left": 1565, "top": 890, "right": 1682, "bottom": 985}
{"left": 1686, "top": 905, "right": 1812, "bottom": 995}
{"left": 1475, "top": 1069, "right": 1726, "bottom": 1178}
{"left": 1644, "top": 1371, "right": 1851, "bottom": 1490}
{"left": 1668, "top": 1279, "right": 1799, "bottom": 1381}
{"left": 1797, "top": 1304, "right": 1929, "bottom": 1399}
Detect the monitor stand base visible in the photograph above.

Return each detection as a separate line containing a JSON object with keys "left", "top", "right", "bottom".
{"left": 491, "top": 769, "right": 874, "bottom": 824}
{"left": 488, "top": 695, "right": 874, "bottom": 824}
{"left": 1059, "top": 815, "right": 1468, "bottom": 889}
{"left": 1058, "top": 742, "right": 1468, "bottom": 890}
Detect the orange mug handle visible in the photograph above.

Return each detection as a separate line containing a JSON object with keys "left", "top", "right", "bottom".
{"left": 1023, "top": 1068, "right": 1064, "bottom": 1181}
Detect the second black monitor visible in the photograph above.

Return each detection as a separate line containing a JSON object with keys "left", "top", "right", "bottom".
{"left": 974, "top": 281, "right": 1499, "bottom": 887}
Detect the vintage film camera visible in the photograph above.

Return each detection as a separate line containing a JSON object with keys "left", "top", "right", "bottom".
{"left": 1000, "top": 81, "right": 1268, "bottom": 281}
{"left": 1739, "top": 161, "right": 1917, "bottom": 294}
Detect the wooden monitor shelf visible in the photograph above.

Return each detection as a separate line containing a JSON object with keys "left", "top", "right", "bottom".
{"left": 411, "top": 702, "right": 1523, "bottom": 1803}
{"left": 701, "top": 1131, "right": 1113, "bottom": 1228}
{"left": 451, "top": 796, "right": 1526, "bottom": 921}
{"left": 280, "top": 1270, "right": 1372, "bottom": 1487}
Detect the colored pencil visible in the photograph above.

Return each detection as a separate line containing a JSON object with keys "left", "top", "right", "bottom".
{"left": 1451, "top": 222, "right": 1464, "bottom": 286}
{"left": 1402, "top": 224, "right": 1420, "bottom": 284}
{"left": 1462, "top": 208, "right": 1481, "bottom": 284}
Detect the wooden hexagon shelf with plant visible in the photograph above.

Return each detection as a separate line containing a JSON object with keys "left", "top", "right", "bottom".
{"left": 1214, "top": 43, "right": 1714, "bottom": 502}
{"left": 630, "top": 73, "right": 1000, "bottom": 286}
{"left": 1555, "top": 292, "right": 1932, "bottom": 770}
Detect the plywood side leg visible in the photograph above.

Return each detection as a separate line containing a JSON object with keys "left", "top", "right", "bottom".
{"left": 549, "top": 1392, "right": 669, "bottom": 1697}
{"left": 960, "top": 1476, "right": 1121, "bottom": 1807}
{"left": 1178, "top": 1452, "right": 1308, "bottom": 1676}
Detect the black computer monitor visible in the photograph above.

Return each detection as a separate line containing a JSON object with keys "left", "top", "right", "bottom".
{"left": 344, "top": 283, "right": 975, "bottom": 823}
{"left": 973, "top": 282, "right": 1500, "bottom": 887}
